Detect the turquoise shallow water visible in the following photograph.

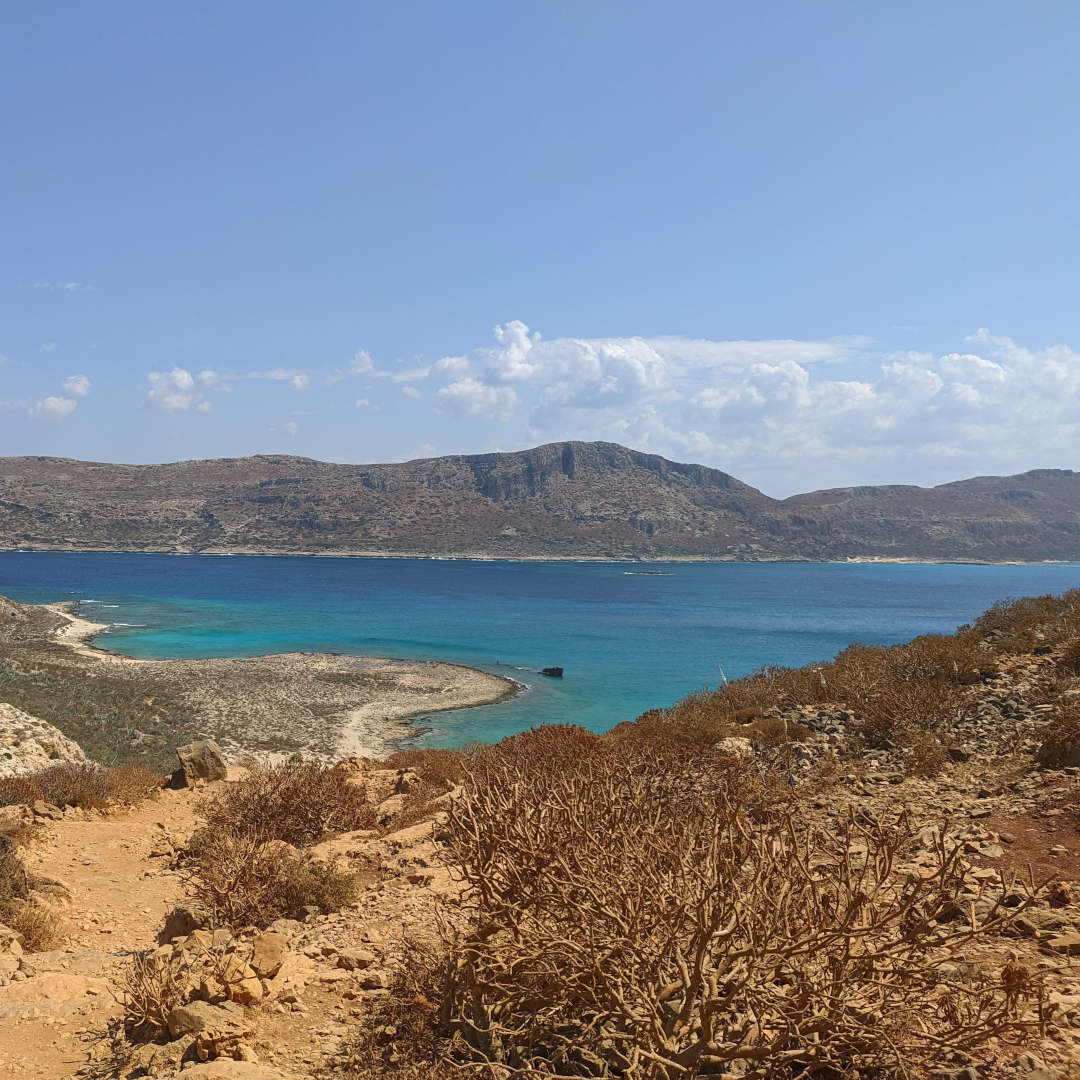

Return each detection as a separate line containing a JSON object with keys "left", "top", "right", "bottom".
{"left": 2, "top": 552, "right": 1079, "bottom": 748}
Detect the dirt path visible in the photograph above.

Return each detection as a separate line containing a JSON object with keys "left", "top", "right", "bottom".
{"left": 0, "top": 789, "right": 199, "bottom": 1080}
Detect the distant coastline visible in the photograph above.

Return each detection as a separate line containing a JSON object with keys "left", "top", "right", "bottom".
{"left": 3, "top": 544, "right": 1077, "bottom": 566}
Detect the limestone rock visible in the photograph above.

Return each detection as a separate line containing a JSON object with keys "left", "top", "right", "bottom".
{"left": 182, "top": 1061, "right": 298, "bottom": 1079}
{"left": 167, "top": 999, "right": 246, "bottom": 1039}
{"left": 336, "top": 946, "right": 376, "bottom": 971}
{"left": 250, "top": 932, "right": 287, "bottom": 979}
{"left": 160, "top": 903, "right": 213, "bottom": 944}
{"left": 0, "top": 702, "right": 87, "bottom": 778}
{"left": 714, "top": 737, "right": 754, "bottom": 761}
{"left": 175, "top": 739, "right": 228, "bottom": 786}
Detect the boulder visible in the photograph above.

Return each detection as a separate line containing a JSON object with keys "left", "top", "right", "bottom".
{"left": 167, "top": 999, "right": 246, "bottom": 1039}
{"left": 174, "top": 739, "right": 228, "bottom": 786}
{"left": 250, "top": 932, "right": 287, "bottom": 979}
{"left": 714, "top": 737, "right": 754, "bottom": 761}
{"left": 539, "top": 666, "right": 564, "bottom": 678}
{"left": 393, "top": 769, "right": 421, "bottom": 795}
{"left": 182, "top": 1061, "right": 298, "bottom": 1079}
{"left": 336, "top": 946, "right": 376, "bottom": 971}
{"left": 376, "top": 793, "right": 407, "bottom": 825}
{"left": 160, "top": 903, "right": 213, "bottom": 944}
{"left": 0, "top": 924, "right": 24, "bottom": 956}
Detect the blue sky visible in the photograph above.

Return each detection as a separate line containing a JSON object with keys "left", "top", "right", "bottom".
{"left": 2, "top": 1, "right": 1078, "bottom": 495}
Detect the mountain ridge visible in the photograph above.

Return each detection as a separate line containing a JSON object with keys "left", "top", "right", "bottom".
{"left": 0, "top": 440, "right": 1078, "bottom": 561}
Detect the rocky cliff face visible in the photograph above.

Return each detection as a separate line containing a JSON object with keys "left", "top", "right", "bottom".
{"left": 0, "top": 441, "right": 1078, "bottom": 560}
{"left": 0, "top": 703, "right": 87, "bottom": 778}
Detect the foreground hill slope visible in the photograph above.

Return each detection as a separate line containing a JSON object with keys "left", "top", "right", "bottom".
{"left": 1, "top": 441, "right": 1078, "bottom": 560}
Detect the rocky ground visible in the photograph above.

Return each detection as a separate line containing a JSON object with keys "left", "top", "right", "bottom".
{"left": 0, "top": 764, "right": 455, "bottom": 1080}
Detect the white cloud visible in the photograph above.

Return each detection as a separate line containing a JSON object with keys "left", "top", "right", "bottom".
{"left": 291, "top": 373, "right": 310, "bottom": 391}
{"left": 62, "top": 374, "right": 91, "bottom": 398}
{"left": 401, "top": 386, "right": 422, "bottom": 399}
{"left": 33, "top": 281, "right": 91, "bottom": 291}
{"left": 438, "top": 377, "right": 518, "bottom": 421}
{"left": 42, "top": 342, "right": 57, "bottom": 352}
{"left": 283, "top": 420, "right": 298, "bottom": 438}
{"left": 355, "top": 397, "right": 370, "bottom": 408}
{"left": 146, "top": 367, "right": 211, "bottom": 413}
{"left": 31, "top": 395, "right": 78, "bottom": 419}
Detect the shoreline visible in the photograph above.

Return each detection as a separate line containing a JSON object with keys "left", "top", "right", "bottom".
{"left": 6, "top": 545, "right": 1080, "bottom": 566}
{"left": 39, "top": 601, "right": 518, "bottom": 761}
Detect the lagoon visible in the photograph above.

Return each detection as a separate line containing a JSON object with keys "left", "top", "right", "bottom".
{"left": 2, "top": 552, "right": 1078, "bottom": 748}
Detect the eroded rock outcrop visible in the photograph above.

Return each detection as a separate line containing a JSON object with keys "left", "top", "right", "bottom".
{"left": 0, "top": 704, "right": 87, "bottom": 778}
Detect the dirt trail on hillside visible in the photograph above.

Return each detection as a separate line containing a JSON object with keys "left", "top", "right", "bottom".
{"left": 0, "top": 790, "right": 197, "bottom": 1079}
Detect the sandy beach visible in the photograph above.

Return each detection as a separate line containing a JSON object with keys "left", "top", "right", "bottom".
{"left": 36, "top": 601, "right": 517, "bottom": 761}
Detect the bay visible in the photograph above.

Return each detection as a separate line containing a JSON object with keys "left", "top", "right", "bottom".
{"left": 1, "top": 551, "right": 1078, "bottom": 748}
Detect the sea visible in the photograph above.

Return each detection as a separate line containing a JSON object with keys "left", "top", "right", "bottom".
{"left": 2, "top": 551, "right": 1079, "bottom": 749}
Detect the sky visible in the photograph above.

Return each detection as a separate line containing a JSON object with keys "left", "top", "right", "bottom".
{"left": 2, "top": 1, "right": 1079, "bottom": 497}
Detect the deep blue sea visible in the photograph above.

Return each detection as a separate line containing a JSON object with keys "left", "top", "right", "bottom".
{"left": 2, "top": 552, "right": 1079, "bottom": 749}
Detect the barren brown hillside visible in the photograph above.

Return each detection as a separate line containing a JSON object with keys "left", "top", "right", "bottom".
{"left": 1, "top": 442, "right": 1079, "bottom": 560}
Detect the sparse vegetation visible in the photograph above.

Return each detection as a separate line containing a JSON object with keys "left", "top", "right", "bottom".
{"left": 0, "top": 652, "right": 196, "bottom": 770}
{"left": 183, "top": 829, "right": 356, "bottom": 929}
{"left": 0, "top": 834, "right": 64, "bottom": 951}
{"left": 338, "top": 726, "right": 1043, "bottom": 1078}
{"left": 0, "top": 762, "right": 162, "bottom": 810}
{"left": 117, "top": 949, "right": 191, "bottom": 1041}
{"left": 1036, "top": 703, "right": 1080, "bottom": 767}
{"left": 199, "top": 759, "right": 375, "bottom": 846}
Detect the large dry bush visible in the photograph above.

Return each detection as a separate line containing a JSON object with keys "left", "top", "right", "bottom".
{"left": 200, "top": 759, "right": 375, "bottom": 847}
{"left": 853, "top": 677, "right": 968, "bottom": 749}
{"left": 383, "top": 748, "right": 471, "bottom": 792}
{"left": 974, "top": 590, "right": 1080, "bottom": 653}
{"left": 384, "top": 726, "right": 1043, "bottom": 1079}
{"left": 183, "top": 828, "right": 357, "bottom": 929}
{"left": 0, "top": 762, "right": 161, "bottom": 810}
{"left": 1057, "top": 640, "right": 1080, "bottom": 677}
{"left": 1036, "top": 704, "right": 1080, "bottom": 768}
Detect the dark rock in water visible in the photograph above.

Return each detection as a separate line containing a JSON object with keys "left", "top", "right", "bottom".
{"left": 173, "top": 739, "right": 227, "bottom": 787}
{"left": 539, "top": 666, "right": 564, "bottom": 678}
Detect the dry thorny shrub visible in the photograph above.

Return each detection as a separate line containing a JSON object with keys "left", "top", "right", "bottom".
{"left": 351, "top": 726, "right": 1045, "bottom": 1079}
{"left": 182, "top": 827, "right": 357, "bottom": 929}
{"left": 1036, "top": 703, "right": 1080, "bottom": 768}
{"left": 0, "top": 834, "right": 64, "bottom": 950}
{"left": 199, "top": 759, "right": 375, "bottom": 847}
{"left": 116, "top": 949, "right": 192, "bottom": 1040}
{"left": 0, "top": 761, "right": 162, "bottom": 810}
{"left": 973, "top": 590, "right": 1080, "bottom": 654}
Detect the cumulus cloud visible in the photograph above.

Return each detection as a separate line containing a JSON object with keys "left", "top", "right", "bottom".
{"left": 438, "top": 377, "right": 518, "bottom": 420}
{"left": 291, "top": 373, "right": 310, "bottom": 391}
{"left": 384, "top": 321, "right": 1080, "bottom": 490}
{"left": 31, "top": 395, "right": 78, "bottom": 419}
{"left": 62, "top": 374, "right": 91, "bottom": 398}
{"left": 146, "top": 367, "right": 213, "bottom": 413}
